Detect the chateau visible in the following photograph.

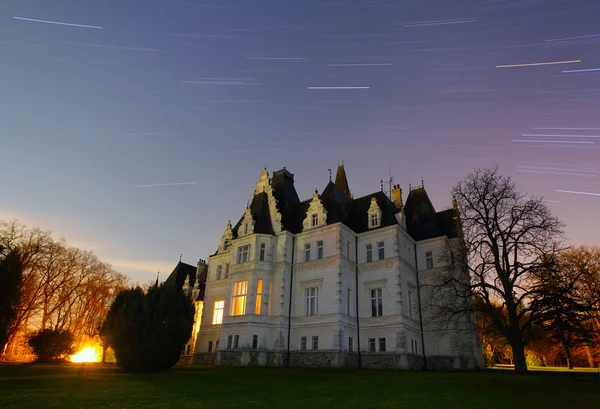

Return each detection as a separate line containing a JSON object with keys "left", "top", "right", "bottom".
{"left": 192, "top": 165, "right": 483, "bottom": 370}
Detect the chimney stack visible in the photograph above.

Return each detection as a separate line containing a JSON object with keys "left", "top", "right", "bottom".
{"left": 392, "top": 184, "right": 403, "bottom": 209}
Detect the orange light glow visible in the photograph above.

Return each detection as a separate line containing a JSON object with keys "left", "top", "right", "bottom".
{"left": 70, "top": 346, "right": 101, "bottom": 363}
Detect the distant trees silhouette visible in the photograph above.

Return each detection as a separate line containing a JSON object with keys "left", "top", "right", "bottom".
{"left": 101, "top": 283, "right": 194, "bottom": 373}
{"left": 0, "top": 220, "right": 127, "bottom": 360}
{"left": 0, "top": 248, "right": 23, "bottom": 355}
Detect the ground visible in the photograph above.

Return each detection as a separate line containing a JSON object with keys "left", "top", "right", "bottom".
{"left": 0, "top": 364, "right": 599, "bottom": 408}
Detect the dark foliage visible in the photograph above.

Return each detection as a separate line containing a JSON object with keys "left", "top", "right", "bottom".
{"left": 101, "top": 284, "right": 194, "bottom": 373}
{"left": 0, "top": 249, "right": 23, "bottom": 355}
{"left": 27, "top": 329, "right": 74, "bottom": 362}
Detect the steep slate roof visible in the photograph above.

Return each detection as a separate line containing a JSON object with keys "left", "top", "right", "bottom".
{"left": 345, "top": 191, "right": 399, "bottom": 233}
{"left": 403, "top": 187, "right": 457, "bottom": 241}
{"left": 232, "top": 192, "right": 274, "bottom": 236}
{"left": 334, "top": 163, "right": 352, "bottom": 198}
{"left": 165, "top": 261, "right": 208, "bottom": 301}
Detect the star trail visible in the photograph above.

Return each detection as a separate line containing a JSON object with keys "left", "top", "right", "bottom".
{"left": 1, "top": 0, "right": 599, "bottom": 282}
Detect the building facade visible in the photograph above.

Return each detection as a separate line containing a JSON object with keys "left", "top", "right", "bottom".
{"left": 193, "top": 165, "right": 483, "bottom": 370}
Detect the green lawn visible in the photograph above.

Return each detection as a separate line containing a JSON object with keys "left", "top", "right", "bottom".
{"left": 0, "top": 363, "right": 599, "bottom": 409}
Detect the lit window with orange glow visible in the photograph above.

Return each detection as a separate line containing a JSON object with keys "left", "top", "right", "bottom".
{"left": 213, "top": 300, "right": 224, "bottom": 324}
{"left": 231, "top": 281, "right": 248, "bottom": 316}
{"left": 255, "top": 279, "right": 263, "bottom": 315}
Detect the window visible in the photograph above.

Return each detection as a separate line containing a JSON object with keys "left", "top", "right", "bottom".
{"left": 408, "top": 290, "right": 413, "bottom": 319}
{"left": 300, "top": 336, "right": 307, "bottom": 351}
{"left": 370, "top": 213, "right": 378, "bottom": 227}
{"left": 305, "top": 287, "right": 319, "bottom": 316}
{"left": 224, "top": 263, "right": 229, "bottom": 279}
{"left": 259, "top": 243, "right": 266, "bottom": 261}
{"left": 234, "top": 335, "right": 239, "bottom": 349}
{"left": 237, "top": 245, "right": 250, "bottom": 263}
{"left": 368, "top": 338, "right": 376, "bottom": 352}
{"left": 311, "top": 213, "right": 318, "bottom": 226}
{"left": 227, "top": 335, "right": 232, "bottom": 349}
{"left": 370, "top": 288, "right": 383, "bottom": 317}
{"left": 366, "top": 244, "right": 373, "bottom": 263}
{"left": 252, "top": 335, "right": 258, "bottom": 349}
{"left": 317, "top": 240, "right": 324, "bottom": 259}
{"left": 312, "top": 336, "right": 319, "bottom": 350}
{"left": 349, "top": 337, "right": 353, "bottom": 352}
{"left": 208, "top": 341, "right": 213, "bottom": 352}
{"left": 216, "top": 265, "right": 222, "bottom": 280}
{"left": 255, "top": 279, "right": 263, "bottom": 315}
{"left": 426, "top": 251, "right": 433, "bottom": 269}
{"left": 377, "top": 241, "right": 385, "bottom": 260}
{"left": 347, "top": 288, "right": 351, "bottom": 316}
{"left": 243, "top": 223, "right": 248, "bottom": 235}
{"left": 212, "top": 300, "right": 224, "bottom": 324}
{"left": 304, "top": 243, "right": 311, "bottom": 262}
{"left": 231, "top": 281, "right": 248, "bottom": 316}
{"left": 379, "top": 338, "right": 386, "bottom": 352}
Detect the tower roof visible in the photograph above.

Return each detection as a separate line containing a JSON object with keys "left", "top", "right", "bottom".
{"left": 334, "top": 162, "right": 352, "bottom": 198}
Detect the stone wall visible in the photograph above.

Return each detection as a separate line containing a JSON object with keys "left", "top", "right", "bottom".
{"left": 360, "top": 353, "right": 424, "bottom": 370}
{"left": 193, "top": 352, "right": 218, "bottom": 365}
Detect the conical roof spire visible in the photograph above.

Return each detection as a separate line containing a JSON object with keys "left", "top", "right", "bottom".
{"left": 334, "top": 161, "right": 352, "bottom": 198}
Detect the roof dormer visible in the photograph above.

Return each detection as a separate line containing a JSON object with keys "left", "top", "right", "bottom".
{"left": 238, "top": 207, "right": 255, "bottom": 237}
{"left": 368, "top": 197, "right": 382, "bottom": 229}
{"left": 218, "top": 222, "right": 233, "bottom": 253}
{"left": 302, "top": 190, "right": 328, "bottom": 231}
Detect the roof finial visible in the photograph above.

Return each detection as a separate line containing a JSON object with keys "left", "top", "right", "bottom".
{"left": 247, "top": 199, "right": 250, "bottom": 208}
{"left": 409, "top": 182, "right": 412, "bottom": 190}
{"left": 179, "top": 254, "right": 183, "bottom": 262}
{"left": 380, "top": 179, "right": 384, "bottom": 191}
{"left": 328, "top": 168, "right": 332, "bottom": 181}
{"left": 421, "top": 178, "right": 424, "bottom": 188}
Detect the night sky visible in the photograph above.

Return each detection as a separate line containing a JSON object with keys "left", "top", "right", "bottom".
{"left": 2, "top": 0, "right": 599, "bottom": 283}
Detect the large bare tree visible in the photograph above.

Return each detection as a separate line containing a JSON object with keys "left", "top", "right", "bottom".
{"left": 429, "top": 167, "right": 564, "bottom": 373}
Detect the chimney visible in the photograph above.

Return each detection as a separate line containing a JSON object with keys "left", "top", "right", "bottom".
{"left": 392, "top": 184, "right": 403, "bottom": 209}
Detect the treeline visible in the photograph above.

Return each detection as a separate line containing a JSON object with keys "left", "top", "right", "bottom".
{"left": 0, "top": 220, "right": 128, "bottom": 361}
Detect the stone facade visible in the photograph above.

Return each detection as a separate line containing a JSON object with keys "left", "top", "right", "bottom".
{"left": 193, "top": 166, "right": 484, "bottom": 370}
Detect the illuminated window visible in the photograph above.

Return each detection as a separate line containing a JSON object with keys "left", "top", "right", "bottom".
{"left": 216, "top": 265, "right": 222, "bottom": 280}
{"left": 259, "top": 243, "right": 266, "bottom": 261}
{"left": 231, "top": 281, "right": 248, "bottom": 316}
{"left": 379, "top": 338, "right": 386, "bottom": 352}
{"left": 252, "top": 335, "right": 258, "bottom": 349}
{"left": 317, "top": 240, "right": 324, "bottom": 259}
{"left": 212, "top": 300, "right": 224, "bottom": 324}
{"left": 227, "top": 335, "right": 232, "bottom": 349}
{"left": 255, "top": 279, "right": 264, "bottom": 315}
{"left": 312, "top": 336, "right": 319, "bottom": 350}
{"left": 370, "top": 288, "right": 383, "bottom": 317}
{"left": 311, "top": 214, "right": 318, "bottom": 226}
{"left": 300, "top": 336, "right": 307, "bottom": 351}
{"left": 237, "top": 245, "right": 250, "bottom": 264}
{"left": 366, "top": 244, "right": 372, "bottom": 263}
{"left": 208, "top": 341, "right": 213, "bottom": 352}
{"left": 305, "top": 287, "right": 318, "bottom": 316}
{"left": 377, "top": 241, "right": 385, "bottom": 260}
{"left": 370, "top": 213, "right": 378, "bottom": 227}
{"left": 304, "top": 243, "right": 311, "bottom": 262}
{"left": 426, "top": 251, "right": 433, "bottom": 269}
{"left": 368, "top": 338, "right": 376, "bottom": 352}
{"left": 349, "top": 337, "right": 353, "bottom": 352}
{"left": 234, "top": 335, "right": 239, "bottom": 349}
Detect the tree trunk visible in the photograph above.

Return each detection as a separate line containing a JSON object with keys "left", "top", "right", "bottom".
{"left": 563, "top": 345, "right": 574, "bottom": 370}
{"left": 508, "top": 333, "right": 528, "bottom": 373}
{"left": 585, "top": 346, "right": 594, "bottom": 368}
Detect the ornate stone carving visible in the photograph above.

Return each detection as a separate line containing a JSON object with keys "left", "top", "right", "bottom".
{"left": 302, "top": 190, "right": 327, "bottom": 231}
{"left": 367, "top": 197, "right": 382, "bottom": 229}
{"left": 218, "top": 222, "right": 233, "bottom": 253}
{"left": 238, "top": 207, "right": 255, "bottom": 237}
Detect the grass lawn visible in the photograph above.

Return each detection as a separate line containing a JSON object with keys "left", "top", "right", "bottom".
{"left": 1, "top": 363, "right": 599, "bottom": 409}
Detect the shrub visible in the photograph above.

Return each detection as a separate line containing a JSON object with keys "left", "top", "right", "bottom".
{"left": 27, "top": 329, "right": 74, "bottom": 362}
{"left": 101, "top": 284, "right": 194, "bottom": 373}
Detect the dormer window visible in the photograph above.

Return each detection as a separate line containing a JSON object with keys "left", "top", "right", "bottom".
{"left": 368, "top": 197, "right": 382, "bottom": 229}
{"left": 244, "top": 223, "right": 249, "bottom": 235}
{"left": 302, "top": 190, "right": 327, "bottom": 231}
{"left": 311, "top": 214, "right": 318, "bottom": 226}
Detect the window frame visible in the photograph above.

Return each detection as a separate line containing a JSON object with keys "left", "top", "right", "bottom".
{"left": 370, "top": 288, "right": 383, "bottom": 317}
{"left": 317, "top": 240, "right": 324, "bottom": 259}
{"left": 349, "top": 336, "right": 353, "bottom": 352}
{"left": 377, "top": 241, "right": 385, "bottom": 260}
{"left": 227, "top": 335, "right": 232, "bottom": 349}
{"left": 370, "top": 213, "right": 378, "bottom": 227}
{"left": 216, "top": 265, "right": 222, "bottom": 280}
{"left": 304, "top": 243, "right": 311, "bottom": 262}
{"left": 259, "top": 243, "right": 266, "bottom": 261}
{"left": 379, "top": 337, "right": 386, "bottom": 352}
{"left": 233, "top": 334, "right": 239, "bottom": 349}
{"left": 426, "top": 251, "right": 433, "bottom": 269}
{"left": 252, "top": 335, "right": 258, "bottom": 349}
{"left": 312, "top": 336, "right": 319, "bottom": 350}
{"left": 311, "top": 213, "right": 318, "bottom": 226}
{"left": 366, "top": 244, "right": 373, "bottom": 263}
{"left": 300, "top": 336, "right": 307, "bottom": 351}
{"left": 305, "top": 287, "right": 319, "bottom": 316}
{"left": 237, "top": 245, "right": 251, "bottom": 264}
{"left": 255, "top": 279, "right": 263, "bottom": 315}
{"left": 231, "top": 280, "right": 248, "bottom": 316}
{"left": 368, "top": 338, "right": 376, "bottom": 352}
{"left": 212, "top": 300, "right": 225, "bottom": 324}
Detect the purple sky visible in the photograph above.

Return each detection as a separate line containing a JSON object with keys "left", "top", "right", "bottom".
{"left": 2, "top": 0, "right": 599, "bottom": 283}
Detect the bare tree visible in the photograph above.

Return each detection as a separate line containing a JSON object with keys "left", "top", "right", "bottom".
{"left": 428, "top": 167, "right": 564, "bottom": 373}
